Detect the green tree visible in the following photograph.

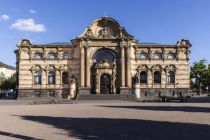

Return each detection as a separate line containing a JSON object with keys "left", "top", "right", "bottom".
{"left": 206, "top": 64, "right": 210, "bottom": 93}
{"left": 190, "top": 59, "right": 208, "bottom": 95}
{"left": 0, "top": 72, "right": 6, "bottom": 93}
{"left": 1, "top": 73, "right": 16, "bottom": 91}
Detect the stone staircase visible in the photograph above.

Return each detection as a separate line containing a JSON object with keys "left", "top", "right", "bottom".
{"left": 29, "top": 98, "right": 73, "bottom": 105}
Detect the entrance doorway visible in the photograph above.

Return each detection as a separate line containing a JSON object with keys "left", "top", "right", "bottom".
{"left": 100, "top": 74, "right": 111, "bottom": 94}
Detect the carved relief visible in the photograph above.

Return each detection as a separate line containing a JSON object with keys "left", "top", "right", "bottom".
{"left": 45, "top": 65, "right": 57, "bottom": 71}
{"left": 151, "top": 64, "right": 163, "bottom": 71}
{"left": 30, "top": 65, "right": 43, "bottom": 72}
{"left": 137, "top": 64, "right": 150, "bottom": 72}
{"left": 165, "top": 64, "right": 177, "bottom": 72}
{"left": 84, "top": 28, "right": 93, "bottom": 38}
{"left": 18, "top": 39, "right": 32, "bottom": 46}
{"left": 77, "top": 17, "right": 133, "bottom": 40}
{"left": 95, "top": 59, "right": 116, "bottom": 69}
{"left": 97, "top": 27, "right": 116, "bottom": 38}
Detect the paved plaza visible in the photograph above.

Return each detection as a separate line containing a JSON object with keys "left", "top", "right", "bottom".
{"left": 0, "top": 99, "right": 210, "bottom": 140}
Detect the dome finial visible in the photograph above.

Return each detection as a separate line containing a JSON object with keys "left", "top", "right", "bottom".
{"left": 103, "top": 11, "right": 108, "bottom": 18}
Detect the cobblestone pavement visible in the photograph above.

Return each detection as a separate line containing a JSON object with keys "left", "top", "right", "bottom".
{"left": 0, "top": 99, "right": 210, "bottom": 140}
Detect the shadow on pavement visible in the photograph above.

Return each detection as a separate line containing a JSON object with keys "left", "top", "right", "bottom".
{"left": 188, "top": 97, "right": 210, "bottom": 103}
{"left": 98, "top": 105, "right": 210, "bottom": 113}
{"left": 0, "top": 131, "right": 43, "bottom": 140}
{"left": 17, "top": 115, "right": 210, "bottom": 140}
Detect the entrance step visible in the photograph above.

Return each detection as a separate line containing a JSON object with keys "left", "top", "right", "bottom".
{"left": 77, "top": 94, "right": 136, "bottom": 100}
{"left": 29, "top": 98, "right": 73, "bottom": 105}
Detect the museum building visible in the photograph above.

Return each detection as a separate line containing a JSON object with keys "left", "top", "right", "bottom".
{"left": 15, "top": 17, "right": 191, "bottom": 99}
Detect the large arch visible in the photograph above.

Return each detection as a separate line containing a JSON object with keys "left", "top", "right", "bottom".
{"left": 91, "top": 48, "right": 117, "bottom": 62}
{"left": 90, "top": 48, "right": 118, "bottom": 94}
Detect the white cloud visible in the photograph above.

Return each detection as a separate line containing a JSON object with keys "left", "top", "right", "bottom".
{"left": 0, "top": 14, "right": 10, "bottom": 20}
{"left": 10, "top": 18, "right": 46, "bottom": 32}
{"left": 29, "top": 9, "right": 36, "bottom": 14}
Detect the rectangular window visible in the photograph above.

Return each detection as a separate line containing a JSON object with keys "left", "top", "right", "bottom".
{"left": 34, "top": 91, "right": 41, "bottom": 97}
{"left": 49, "top": 90, "right": 55, "bottom": 97}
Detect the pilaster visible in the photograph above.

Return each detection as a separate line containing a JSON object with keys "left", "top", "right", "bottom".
{"left": 80, "top": 42, "right": 85, "bottom": 87}
{"left": 126, "top": 42, "right": 131, "bottom": 87}
{"left": 85, "top": 45, "right": 91, "bottom": 87}
{"left": 120, "top": 43, "right": 125, "bottom": 87}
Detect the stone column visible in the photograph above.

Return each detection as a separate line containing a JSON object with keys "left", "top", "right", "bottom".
{"left": 120, "top": 46, "right": 125, "bottom": 87}
{"left": 46, "top": 70, "right": 48, "bottom": 86}
{"left": 41, "top": 70, "right": 46, "bottom": 88}
{"left": 80, "top": 46, "right": 85, "bottom": 87}
{"left": 147, "top": 70, "right": 152, "bottom": 89}
{"left": 126, "top": 46, "right": 131, "bottom": 87}
{"left": 59, "top": 70, "right": 62, "bottom": 86}
{"left": 95, "top": 70, "right": 99, "bottom": 94}
{"left": 86, "top": 47, "right": 91, "bottom": 87}
{"left": 56, "top": 71, "right": 60, "bottom": 86}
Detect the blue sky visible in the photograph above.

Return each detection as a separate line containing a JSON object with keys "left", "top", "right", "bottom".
{"left": 0, "top": 0, "right": 210, "bottom": 66}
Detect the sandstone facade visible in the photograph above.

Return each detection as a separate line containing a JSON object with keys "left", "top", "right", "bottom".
{"left": 15, "top": 17, "right": 191, "bottom": 99}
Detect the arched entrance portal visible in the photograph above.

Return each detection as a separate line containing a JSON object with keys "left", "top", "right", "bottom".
{"left": 91, "top": 48, "right": 118, "bottom": 94}
{"left": 100, "top": 74, "right": 111, "bottom": 94}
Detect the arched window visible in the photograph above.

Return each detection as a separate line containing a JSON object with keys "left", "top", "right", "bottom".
{"left": 48, "top": 52, "right": 56, "bottom": 60}
{"left": 167, "top": 53, "right": 176, "bottom": 60}
{"left": 63, "top": 52, "right": 71, "bottom": 59}
{"left": 167, "top": 71, "right": 175, "bottom": 84}
{"left": 34, "top": 52, "right": 43, "bottom": 60}
{"left": 154, "top": 71, "right": 161, "bottom": 83}
{"left": 48, "top": 71, "right": 56, "bottom": 84}
{"left": 34, "top": 71, "right": 42, "bottom": 85}
{"left": 139, "top": 53, "right": 149, "bottom": 60}
{"left": 153, "top": 53, "right": 162, "bottom": 60}
{"left": 92, "top": 49, "right": 117, "bottom": 62}
{"left": 140, "top": 71, "right": 147, "bottom": 83}
{"left": 62, "top": 72, "right": 69, "bottom": 84}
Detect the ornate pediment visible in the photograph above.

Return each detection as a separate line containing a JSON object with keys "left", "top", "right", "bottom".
{"left": 137, "top": 64, "right": 150, "bottom": 72}
{"left": 59, "top": 65, "right": 69, "bottom": 71}
{"left": 17, "top": 39, "right": 32, "bottom": 47}
{"left": 151, "top": 64, "right": 163, "bottom": 71}
{"left": 176, "top": 39, "right": 192, "bottom": 47}
{"left": 30, "top": 65, "right": 42, "bottom": 71}
{"left": 95, "top": 59, "right": 116, "bottom": 69}
{"left": 77, "top": 17, "right": 133, "bottom": 39}
{"left": 45, "top": 65, "right": 57, "bottom": 71}
{"left": 165, "top": 64, "right": 177, "bottom": 71}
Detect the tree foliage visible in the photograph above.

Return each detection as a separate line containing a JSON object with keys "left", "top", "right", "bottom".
{"left": 190, "top": 59, "right": 210, "bottom": 94}
{"left": 0, "top": 73, "right": 16, "bottom": 91}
